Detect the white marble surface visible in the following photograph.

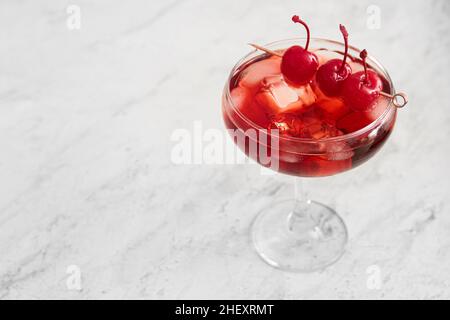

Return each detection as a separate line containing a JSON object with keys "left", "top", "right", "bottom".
{"left": 0, "top": 0, "right": 449, "bottom": 299}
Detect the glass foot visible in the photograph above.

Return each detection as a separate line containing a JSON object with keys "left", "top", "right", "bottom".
{"left": 251, "top": 199, "right": 348, "bottom": 272}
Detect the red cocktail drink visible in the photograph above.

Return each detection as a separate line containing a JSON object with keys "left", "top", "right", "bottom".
{"left": 221, "top": 17, "right": 406, "bottom": 272}
{"left": 223, "top": 41, "right": 397, "bottom": 177}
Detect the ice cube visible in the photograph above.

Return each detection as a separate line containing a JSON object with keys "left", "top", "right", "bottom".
{"left": 268, "top": 108, "right": 342, "bottom": 140}
{"left": 268, "top": 110, "right": 353, "bottom": 164}
{"left": 239, "top": 56, "right": 282, "bottom": 88}
{"left": 293, "top": 84, "right": 317, "bottom": 107}
{"left": 336, "top": 96, "right": 390, "bottom": 133}
{"left": 255, "top": 75, "right": 298, "bottom": 113}
{"left": 230, "top": 86, "right": 250, "bottom": 110}
{"left": 300, "top": 121, "right": 341, "bottom": 140}
{"left": 297, "top": 105, "right": 334, "bottom": 126}
{"left": 307, "top": 124, "right": 354, "bottom": 160}
{"left": 323, "top": 140, "right": 354, "bottom": 160}
{"left": 295, "top": 106, "right": 345, "bottom": 141}
{"left": 230, "top": 86, "right": 270, "bottom": 127}
{"left": 365, "top": 95, "right": 390, "bottom": 121}
{"left": 256, "top": 76, "right": 316, "bottom": 115}
{"left": 311, "top": 80, "right": 350, "bottom": 119}
{"left": 319, "top": 97, "right": 350, "bottom": 119}
{"left": 268, "top": 113, "right": 303, "bottom": 137}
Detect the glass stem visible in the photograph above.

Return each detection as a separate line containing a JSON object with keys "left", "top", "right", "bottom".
{"left": 288, "top": 177, "right": 314, "bottom": 234}
{"left": 293, "top": 177, "right": 310, "bottom": 218}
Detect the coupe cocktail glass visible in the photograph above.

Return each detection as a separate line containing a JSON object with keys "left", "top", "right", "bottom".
{"left": 222, "top": 38, "right": 400, "bottom": 272}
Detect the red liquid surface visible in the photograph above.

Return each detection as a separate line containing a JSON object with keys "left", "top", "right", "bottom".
{"left": 223, "top": 49, "right": 396, "bottom": 177}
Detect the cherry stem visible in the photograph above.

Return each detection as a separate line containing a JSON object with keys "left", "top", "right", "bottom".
{"left": 360, "top": 49, "right": 369, "bottom": 85}
{"left": 292, "top": 15, "right": 310, "bottom": 50}
{"left": 338, "top": 24, "right": 349, "bottom": 74}
{"left": 248, "top": 43, "right": 283, "bottom": 57}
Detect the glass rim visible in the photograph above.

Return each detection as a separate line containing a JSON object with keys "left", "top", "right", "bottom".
{"left": 224, "top": 37, "right": 396, "bottom": 143}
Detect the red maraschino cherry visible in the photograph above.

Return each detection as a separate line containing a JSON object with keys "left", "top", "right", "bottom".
{"left": 281, "top": 15, "right": 319, "bottom": 86}
{"left": 316, "top": 24, "right": 352, "bottom": 97}
{"left": 342, "top": 49, "right": 382, "bottom": 112}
